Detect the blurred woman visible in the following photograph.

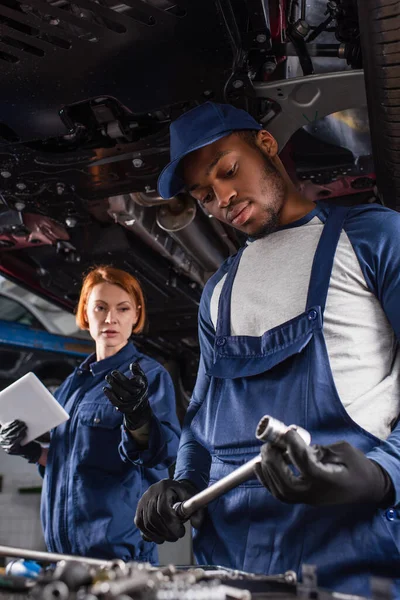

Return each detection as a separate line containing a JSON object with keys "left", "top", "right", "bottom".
{"left": 0, "top": 266, "right": 180, "bottom": 562}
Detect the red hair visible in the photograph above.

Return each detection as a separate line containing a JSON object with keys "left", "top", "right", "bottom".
{"left": 76, "top": 265, "right": 146, "bottom": 334}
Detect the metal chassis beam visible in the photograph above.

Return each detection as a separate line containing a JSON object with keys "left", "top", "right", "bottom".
{"left": 0, "top": 320, "right": 93, "bottom": 357}
{"left": 253, "top": 70, "right": 367, "bottom": 150}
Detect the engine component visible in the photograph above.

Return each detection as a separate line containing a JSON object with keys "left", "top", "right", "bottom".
{"left": 107, "top": 195, "right": 203, "bottom": 286}
{"left": 287, "top": 18, "right": 314, "bottom": 76}
{"left": 173, "top": 415, "right": 311, "bottom": 521}
{"left": 0, "top": 209, "right": 71, "bottom": 252}
{"left": 156, "top": 196, "right": 227, "bottom": 273}
{"left": 58, "top": 97, "right": 170, "bottom": 149}
{"left": 108, "top": 194, "right": 230, "bottom": 285}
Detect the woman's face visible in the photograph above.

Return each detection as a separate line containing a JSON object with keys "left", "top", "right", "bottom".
{"left": 85, "top": 282, "right": 139, "bottom": 358}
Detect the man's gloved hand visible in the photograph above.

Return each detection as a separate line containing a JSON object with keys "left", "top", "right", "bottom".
{"left": 103, "top": 362, "right": 152, "bottom": 431}
{"left": 0, "top": 420, "right": 42, "bottom": 463}
{"left": 255, "top": 429, "right": 394, "bottom": 507}
{"left": 135, "top": 479, "right": 204, "bottom": 544}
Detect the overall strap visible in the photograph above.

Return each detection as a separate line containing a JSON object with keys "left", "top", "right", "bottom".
{"left": 306, "top": 205, "right": 351, "bottom": 314}
{"left": 216, "top": 246, "right": 246, "bottom": 338}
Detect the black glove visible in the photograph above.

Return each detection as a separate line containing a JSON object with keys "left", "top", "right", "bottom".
{"left": 255, "top": 429, "right": 394, "bottom": 507}
{"left": 103, "top": 362, "right": 152, "bottom": 430}
{"left": 0, "top": 420, "right": 42, "bottom": 464}
{"left": 135, "top": 479, "right": 204, "bottom": 544}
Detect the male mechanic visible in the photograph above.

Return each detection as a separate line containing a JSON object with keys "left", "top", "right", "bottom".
{"left": 135, "top": 102, "right": 400, "bottom": 596}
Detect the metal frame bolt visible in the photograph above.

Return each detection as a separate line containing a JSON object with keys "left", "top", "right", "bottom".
{"left": 65, "top": 217, "right": 77, "bottom": 228}
{"left": 294, "top": 19, "right": 310, "bottom": 38}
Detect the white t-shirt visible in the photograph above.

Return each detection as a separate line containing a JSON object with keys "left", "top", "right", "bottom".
{"left": 208, "top": 210, "right": 400, "bottom": 440}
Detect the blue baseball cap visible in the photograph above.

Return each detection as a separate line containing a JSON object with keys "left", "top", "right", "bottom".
{"left": 157, "top": 102, "right": 262, "bottom": 199}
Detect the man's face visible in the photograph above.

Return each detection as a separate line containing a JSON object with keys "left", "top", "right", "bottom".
{"left": 182, "top": 132, "right": 286, "bottom": 237}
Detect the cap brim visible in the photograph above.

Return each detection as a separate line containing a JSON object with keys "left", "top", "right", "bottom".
{"left": 157, "top": 129, "right": 234, "bottom": 199}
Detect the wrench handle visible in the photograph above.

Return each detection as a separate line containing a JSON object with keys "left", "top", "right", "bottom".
{"left": 173, "top": 455, "right": 262, "bottom": 521}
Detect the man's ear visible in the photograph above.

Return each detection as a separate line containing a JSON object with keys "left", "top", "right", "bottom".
{"left": 256, "top": 130, "right": 279, "bottom": 158}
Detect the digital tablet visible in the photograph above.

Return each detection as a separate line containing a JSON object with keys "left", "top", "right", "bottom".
{"left": 0, "top": 372, "right": 69, "bottom": 445}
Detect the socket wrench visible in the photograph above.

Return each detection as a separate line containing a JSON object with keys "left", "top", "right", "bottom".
{"left": 173, "top": 415, "right": 311, "bottom": 520}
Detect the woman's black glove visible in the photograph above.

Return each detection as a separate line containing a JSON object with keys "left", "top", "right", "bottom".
{"left": 0, "top": 420, "right": 42, "bottom": 464}
{"left": 255, "top": 429, "right": 394, "bottom": 507}
{"left": 103, "top": 362, "right": 152, "bottom": 430}
{"left": 135, "top": 479, "right": 204, "bottom": 544}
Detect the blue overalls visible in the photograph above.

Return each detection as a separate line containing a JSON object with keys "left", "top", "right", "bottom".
{"left": 189, "top": 206, "right": 400, "bottom": 597}
{"left": 40, "top": 342, "right": 180, "bottom": 563}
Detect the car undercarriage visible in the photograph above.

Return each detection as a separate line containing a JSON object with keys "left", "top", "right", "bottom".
{"left": 0, "top": 0, "right": 397, "bottom": 393}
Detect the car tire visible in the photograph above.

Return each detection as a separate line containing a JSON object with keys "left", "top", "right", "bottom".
{"left": 357, "top": 0, "right": 400, "bottom": 211}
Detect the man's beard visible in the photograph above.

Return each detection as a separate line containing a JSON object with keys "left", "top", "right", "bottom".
{"left": 250, "top": 208, "right": 280, "bottom": 239}
{"left": 249, "top": 154, "right": 286, "bottom": 239}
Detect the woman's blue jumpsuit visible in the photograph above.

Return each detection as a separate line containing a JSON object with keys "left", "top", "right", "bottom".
{"left": 175, "top": 204, "right": 400, "bottom": 597}
{"left": 40, "top": 342, "right": 180, "bottom": 563}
